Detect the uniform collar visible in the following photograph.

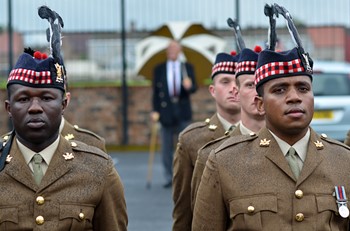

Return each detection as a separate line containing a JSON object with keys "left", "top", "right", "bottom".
{"left": 239, "top": 121, "right": 254, "bottom": 135}
{"left": 17, "top": 135, "right": 60, "bottom": 166}
{"left": 216, "top": 113, "right": 239, "bottom": 131}
{"left": 269, "top": 128, "right": 310, "bottom": 163}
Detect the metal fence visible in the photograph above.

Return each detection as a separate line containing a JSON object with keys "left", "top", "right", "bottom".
{"left": 0, "top": 0, "right": 349, "bottom": 81}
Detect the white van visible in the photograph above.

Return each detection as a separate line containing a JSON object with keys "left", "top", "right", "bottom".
{"left": 311, "top": 60, "right": 350, "bottom": 141}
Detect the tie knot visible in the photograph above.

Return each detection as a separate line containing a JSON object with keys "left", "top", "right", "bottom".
{"left": 33, "top": 154, "right": 43, "bottom": 164}
{"left": 287, "top": 147, "right": 296, "bottom": 156}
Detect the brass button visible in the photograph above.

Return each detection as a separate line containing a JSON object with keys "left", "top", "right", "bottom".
{"left": 36, "top": 216, "right": 44, "bottom": 225}
{"left": 161, "top": 102, "right": 167, "bottom": 108}
{"left": 247, "top": 206, "right": 255, "bottom": 213}
{"left": 71, "top": 142, "right": 77, "bottom": 147}
{"left": 36, "top": 196, "right": 45, "bottom": 205}
{"left": 295, "top": 190, "right": 303, "bottom": 199}
{"left": 79, "top": 212, "right": 85, "bottom": 220}
{"left": 73, "top": 125, "right": 79, "bottom": 129}
{"left": 295, "top": 213, "right": 304, "bottom": 222}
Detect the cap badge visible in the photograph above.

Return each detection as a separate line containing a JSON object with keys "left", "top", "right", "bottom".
{"left": 55, "top": 63, "right": 64, "bottom": 83}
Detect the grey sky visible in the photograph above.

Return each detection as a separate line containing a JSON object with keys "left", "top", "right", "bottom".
{"left": 0, "top": 0, "right": 349, "bottom": 33}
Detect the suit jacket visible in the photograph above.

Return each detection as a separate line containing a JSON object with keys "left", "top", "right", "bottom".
{"left": 192, "top": 127, "right": 350, "bottom": 231}
{"left": 152, "top": 62, "right": 197, "bottom": 126}
{"left": 191, "top": 124, "right": 243, "bottom": 211}
{"left": 61, "top": 118, "right": 107, "bottom": 152}
{"left": 0, "top": 135, "right": 127, "bottom": 231}
{"left": 172, "top": 114, "right": 226, "bottom": 231}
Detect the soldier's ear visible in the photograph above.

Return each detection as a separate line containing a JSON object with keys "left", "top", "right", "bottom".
{"left": 61, "top": 97, "right": 68, "bottom": 114}
{"left": 5, "top": 100, "right": 11, "bottom": 118}
{"left": 255, "top": 96, "right": 265, "bottom": 116}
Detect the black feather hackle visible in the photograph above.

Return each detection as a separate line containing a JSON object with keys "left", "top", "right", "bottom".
{"left": 227, "top": 18, "right": 246, "bottom": 52}
{"left": 264, "top": 4, "right": 277, "bottom": 51}
{"left": 38, "top": 5, "right": 64, "bottom": 64}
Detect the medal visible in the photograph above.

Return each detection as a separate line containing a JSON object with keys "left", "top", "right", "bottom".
{"left": 334, "top": 186, "right": 350, "bottom": 218}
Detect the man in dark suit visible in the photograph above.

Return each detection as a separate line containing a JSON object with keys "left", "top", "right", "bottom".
{"left": 151, "top": 40, "right": 197, "bottom": 187}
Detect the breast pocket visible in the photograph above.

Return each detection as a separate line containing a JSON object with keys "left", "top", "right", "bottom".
{"left": 59, "top": 204, "right": 95, "bottom": 231}
{"left": 316, "top": 195, "right": 349, "bottom": 230}
{"left": 0, "top": 206, "right": 18, "bottom": 230}
{"left": 229, "top": 194, "right": 278, "bottom": 230}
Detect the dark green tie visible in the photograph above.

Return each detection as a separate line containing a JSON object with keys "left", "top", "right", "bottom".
{"left": 33, "top": 154, "right": 44, "bottom": 185}
{"left": 286, "top": 147, "right": 300, "bottom": 178}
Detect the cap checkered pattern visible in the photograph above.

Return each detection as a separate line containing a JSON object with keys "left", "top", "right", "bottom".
{"left": 254, "top": 48, "right": 313, "bottom": 89}
{"left": 236, "top": 61, "right": 257, "bottom": 74}
{"left": 8, "top": 68, "right": 52, "bottom": 85}
{"left": 211, "top": 52, "right": 240, "bottom": 79}
{"left": 255, "top": 58, "right": 304, "bottom": 86}
{"left": 211, "top": 61, "right": 236, "bottom": 77}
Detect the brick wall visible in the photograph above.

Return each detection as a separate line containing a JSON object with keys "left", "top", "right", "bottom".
{"left": 0, "top": 85, "right": 216, "bottom": 146}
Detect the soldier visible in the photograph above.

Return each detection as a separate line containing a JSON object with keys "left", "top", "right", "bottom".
{"left": 191, "top": 45, "right": 265, "bottom": 207}
{"left": 172, "top": 51, "right": 241, "bottom": 231}
{"left": 0, "top": 6, "right": 127, "bottom": 230}
{"left": 192, "top": 4, "right": 350, "bottom": 230}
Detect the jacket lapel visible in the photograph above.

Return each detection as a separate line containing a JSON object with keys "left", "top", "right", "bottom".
{"left": 209, "top": 114, "right": 227, "bottom": 140}
{"left": 259, "top": 128, "right": 297, "bottom": 180}
{"left": 296, "top": 129, "right": 324, "bottom": 186}
{"left": 5, "top": 139, "right": 38, "bottom": 190}
{"left": 39, "top": 137, "right": 73, "bottom": 191}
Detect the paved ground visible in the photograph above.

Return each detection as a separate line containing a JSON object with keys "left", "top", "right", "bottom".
{"left": 111, "top": 151, "right": 173, "bottom": 231}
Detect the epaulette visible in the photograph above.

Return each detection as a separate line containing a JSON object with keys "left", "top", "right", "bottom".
{"left": 215, "top": 132, "right": 258, "bottom": 153}
{"left": 201, "top": 134, "right": 229, "bottom": 150}
{"left": 73, "top": 125, "right": 104, "bottom": 141}
{"left": 69, "top": 140, "right": 109, "bottom": 159}
{"left": 319, "top": 133, "right": 350, "bottom": 151}
{"left": 179, "top": 118, "right": 212, "bottom": 136}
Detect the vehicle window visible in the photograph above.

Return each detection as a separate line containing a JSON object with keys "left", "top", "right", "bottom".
{"left": 312, "top": 73, "right": 350, "bottom": 96}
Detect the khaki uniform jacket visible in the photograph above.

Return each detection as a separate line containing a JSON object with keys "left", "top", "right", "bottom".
{"left": 172, "top": 114, "right": 226, "bottom": 231}
{"left": 191, "top": 124, "right": 242, "bottom": 210}
{"left": 0, "top": 135, "right": 127, "bottom": 231}
{"left": 61, "top": 118, "right": 107, "bottom": 152}
{"left": 192, "top": 127, "right": 350, "bottom": 231}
